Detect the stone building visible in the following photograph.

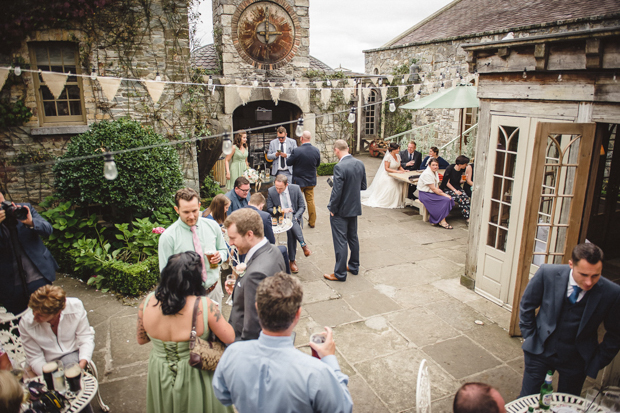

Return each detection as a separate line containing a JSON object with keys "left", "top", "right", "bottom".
{"left": 363, "top": 0, "right": 620, "bottom": 153}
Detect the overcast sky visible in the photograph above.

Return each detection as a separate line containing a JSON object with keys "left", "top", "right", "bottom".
{"left": 194, "top": 0, "right": 453, "bottom": 73}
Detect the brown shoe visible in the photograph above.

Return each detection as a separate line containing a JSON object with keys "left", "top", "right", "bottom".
{"left": 302, "top": 245, "right": 312, "bottom": 257}
{"left": 290, "top": 261, "right": 299, "bottom": 273}
{"left": 308, "top": 224, "right": 315, "bottom": 228}
{"left": 323, "top": 273, "right": 341, "bottom": 281}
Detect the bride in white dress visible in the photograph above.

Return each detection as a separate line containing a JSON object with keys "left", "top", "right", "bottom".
{"left": 362, "top": 142, "right": 407, "bottom": 208}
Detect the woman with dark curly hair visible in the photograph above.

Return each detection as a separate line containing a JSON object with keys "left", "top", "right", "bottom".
{"left": 137, "top": 251, "right": 234, "bottom": 413}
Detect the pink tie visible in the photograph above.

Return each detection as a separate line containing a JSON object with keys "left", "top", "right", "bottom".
{"left": 190, "top": 225, "right": 208, "bottom": 282}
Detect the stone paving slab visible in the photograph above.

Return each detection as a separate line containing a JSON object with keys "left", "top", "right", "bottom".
{"left": 50, "top": 154, "right": 528, "bottom": 413}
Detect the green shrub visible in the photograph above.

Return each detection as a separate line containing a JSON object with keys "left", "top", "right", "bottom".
{"left": 317, "top": 162, "right": 337, "bottom": 176}
{"left": 201, "top": 172, "right": 223, "bottom": 199}
{"left": 0, "top": 100, "right": 33, "bottom": 128}
{"left": 96, "top": 256, "right": 160, "bottom": 296}
{"left": 52, "top": 118, "right": 184, "bottom": 218}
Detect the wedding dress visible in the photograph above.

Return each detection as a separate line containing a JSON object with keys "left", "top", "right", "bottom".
{"left": 361, "top": 152, "right": 405, "bottom": 208}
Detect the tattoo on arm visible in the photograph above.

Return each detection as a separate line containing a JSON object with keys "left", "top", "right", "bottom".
{"left": 137, "top": 299, "right": 150, "bottom": 343}
{"left": 209, "top": 300, "right": 222, "bottom": 322}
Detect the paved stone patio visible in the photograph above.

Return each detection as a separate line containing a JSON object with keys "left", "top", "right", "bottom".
{"left": 56, "top": 154, "right": 527, "bottom": 412}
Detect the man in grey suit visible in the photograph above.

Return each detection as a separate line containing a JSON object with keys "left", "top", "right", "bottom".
{"left": 519, "top": 243, "right": 620, "bottom": 396}
{"left": 224, "top": 208, "right": 286, "bottom": 341}
{"left": 324, "top": 140, "right": 367, "bottom": 282}
{"left": 266, "top": 175, "right": 311, "bottom": 274}
{"left": 266, "top": 126, "right": 297, "bottom": 181}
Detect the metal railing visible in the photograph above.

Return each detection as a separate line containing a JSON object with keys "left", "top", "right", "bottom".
{"left": 385, "top": 122, "right": 437, "bottom": 147}
{"left": 440, "top": 123, "right": 478, "bottom": 162}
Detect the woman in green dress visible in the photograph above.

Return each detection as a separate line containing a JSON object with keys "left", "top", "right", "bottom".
{"left": 137, "top": 252, "right": 235, "bottom": 413}
{"left": 225, "top": 130, "right": 249, "bottom": 190}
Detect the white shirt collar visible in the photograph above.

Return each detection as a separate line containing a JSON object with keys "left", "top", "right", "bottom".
{"left": 245, "top": 237, "right": 268, "bottom": 263}
{"left": 567, "top": 269, "right": 586, "bottom": 302}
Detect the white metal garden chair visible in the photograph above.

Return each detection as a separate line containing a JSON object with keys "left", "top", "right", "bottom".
{"left": 416, "top": 359, "right": 432, "bottom": 413}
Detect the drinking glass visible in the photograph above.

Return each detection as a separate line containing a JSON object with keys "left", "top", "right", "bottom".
{"left": 205, "top": 251, "right": 219, "bottom": 269}
{"left": 225, "top": 275, "right": 235, "bottom": 306}
{"left": 65, "top": 363, "right": 82, "bottom": 398}
{"left": 51, "top": 360, "right": 66, "bottom": 394}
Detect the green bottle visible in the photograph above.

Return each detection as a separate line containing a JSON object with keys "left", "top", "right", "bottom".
{"left": 528, "top": 407, "right": 535, "bottom": 413}
{"left": 539, "top": 370, "right": 553, "bottom": 410}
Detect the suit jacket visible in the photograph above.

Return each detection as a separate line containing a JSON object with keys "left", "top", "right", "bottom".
{"left": 328, "top": 155, "right": 367, "bottom": 217}
{"left": 266, "top": 137, "right": 297, "bottom": 176}
{"left": 419, "top": 155, "right": 450, "bottom": 170}
{"left": 520, "top": 264, "right": 620, "bottom": 378}
{"left": 246, "top": 205, "right": 276, "bottom": 244}
{"left": 225, "top": 189, "right": 249, "bottom": 213}
{"left": 0, "top": 203, "right": 58, "bottom": 285}
{"left": 287, "top": 143, "right": 321, "bottom": 187}
{"left": 266, "top": 184, "right": 306, "bottom": 224}
{"left": 399, "top": 150, "right": 422, "bottom": 171}
{"left": 228, "top": 242, "right": 286, "bottom": 341}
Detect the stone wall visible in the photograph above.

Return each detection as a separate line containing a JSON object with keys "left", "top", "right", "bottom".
{"left": 0, "top": 0, "right": 201, "bottom": 204}
{"left": 363, "top": 17, "right": 620, "bottom": 151}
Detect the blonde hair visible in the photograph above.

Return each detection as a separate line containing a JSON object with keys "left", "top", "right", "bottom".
{"left": 28, "top": 285, "right": 66, "bottom": 315}
{"left": 0, "top": 371, "right": 23, "bottom": 413}
{"left": 334, "top": 139, "right": 348, "bottom": 151}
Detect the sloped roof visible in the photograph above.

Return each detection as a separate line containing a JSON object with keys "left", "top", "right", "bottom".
{"left": 381, "top": 0, "right": 620, "bottom": 49}
{"left": 191, "top": 44, "right": 333, "bottom": 73}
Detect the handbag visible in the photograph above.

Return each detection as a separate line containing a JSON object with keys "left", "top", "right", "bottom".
{"left": 188, "top": 296, "right": 226, "bottom": 371}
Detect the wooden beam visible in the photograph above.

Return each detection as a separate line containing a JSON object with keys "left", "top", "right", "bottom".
{"left": 498, "top": 47, "right": 510, "bottom": 59}
{"left": 586, "top": 38, "right": 602, "bottom": 69}
{"left": 467, "top": 51, "right": 477, "bottom": 73}
{"left": 534, "top": 43, "right": 548, "bottom": 71}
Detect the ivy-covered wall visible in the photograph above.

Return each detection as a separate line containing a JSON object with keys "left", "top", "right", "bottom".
{"left": 0, "top": 0, "right": 208, "bottom": 203}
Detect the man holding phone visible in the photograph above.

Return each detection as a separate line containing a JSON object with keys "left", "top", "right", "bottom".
{"left": 213, "top": 272, "right": 353, "bottom": 413}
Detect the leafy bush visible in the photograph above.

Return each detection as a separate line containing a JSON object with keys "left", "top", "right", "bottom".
{"left": 201, "top": 172, "right": 223, "bottom": 199}
{"left": 53, "top": 118, "right": 184, "bottom": 218}
{"left": 317, "top": 162, "right": 337, "bottom": 176}
{"left": 92, "top": 256, "right": 160, "bottom": 296}
{"left": 0, "top": 100, "right": 33, "bottom": 128}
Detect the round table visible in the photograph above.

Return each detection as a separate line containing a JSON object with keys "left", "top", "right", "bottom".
{"left": 26, "top": 372, "right": 98, "bottom": 412}
{"left": 505, "top": 393, "right": 605, "bottom": 413}
{"left": 272, "top": 218, "right": 293, "bottom": 245}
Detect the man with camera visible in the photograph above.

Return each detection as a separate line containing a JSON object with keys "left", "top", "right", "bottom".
{"left": 0, "top": 189, "right": 58, "bottom": 315}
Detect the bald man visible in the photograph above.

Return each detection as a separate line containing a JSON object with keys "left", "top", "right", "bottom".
{"left": 286, "top": 131, "right": 321, "bottom": 228}
{"left": 453, "top": 383, "right": 506, "bottom": 413}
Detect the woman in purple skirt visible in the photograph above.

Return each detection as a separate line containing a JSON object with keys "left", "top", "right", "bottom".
{"left": 417, "top": 158, "right": 453, "bottom": 229}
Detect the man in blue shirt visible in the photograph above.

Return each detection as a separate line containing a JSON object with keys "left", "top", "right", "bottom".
{"left": 225, "top": 177, "right": 250, "bottom": 213}
{"left": 213, "top": 272, "right": 353, "bottom": 413}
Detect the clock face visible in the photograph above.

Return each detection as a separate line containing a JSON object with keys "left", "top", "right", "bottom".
{"left": 232, "top": 0, "right": 300, "bottom": 70}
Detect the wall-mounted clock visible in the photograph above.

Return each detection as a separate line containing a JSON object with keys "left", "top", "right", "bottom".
{"left": 232, "top": 0, "right": 301, "bottom": 70}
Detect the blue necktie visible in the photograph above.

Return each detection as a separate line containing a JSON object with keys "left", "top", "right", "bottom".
{"left": 568, "top": 286, "right": 582, "bottom": 304}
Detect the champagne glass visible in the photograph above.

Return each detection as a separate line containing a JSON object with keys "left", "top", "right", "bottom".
{"left": 225, "top": 274, "right": 235, "bottom": 306}
{"left": 584, "top": 387, "right": 601, "bottom": 412}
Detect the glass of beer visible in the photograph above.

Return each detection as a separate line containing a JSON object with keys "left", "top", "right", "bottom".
{"left": 309, "top": 332, "right": 326, "bottom": 359}
{"left": 42, "top": 361, "right": 58, "bottom": 390}
{"left": 51, "top": 360, "right": 66, "bottom": 394}
{"left": 65, "top": 363, "right": 82, "bottom": 396}
{"left": 205, "top": 251, "right": 219, "bottom": 269}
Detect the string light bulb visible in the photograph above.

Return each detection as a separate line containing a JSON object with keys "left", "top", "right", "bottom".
{"left": 614, "top": 72, "right": 617, "bottom": 82}
{"left": 222, "top": 130, "right": 233, "bottom": 155}
{"left": 415, "top": 91, "right": 421, "bottom": 101}
{"left": 440, "top": 82, "right": 445, "bottom": 90}
{"left": 347, "top": 107, "right": 356, "bottom": 124}
{"left": 103, "top": 152, "right": 118, "bottom": 180}
{"left": 292, "top": 78, "right": 296, "bottom": 88}
{"left": 253, "top": 79, "right": 259, "bottom": 87}
{"left": 208, "top": 75, "right": 213, "bottom": 86}
{"left": 557, "top": 73, "right": 563, "bottom": 82}
{"left": 378, "top": 78, "right": 382, "bottom": 86}
{"left": 13, "top": 64, "right": 21, "bottom": 77}
{"left": 155, "top": 72, "right": 162, "bottom": 82}
{"left": 326, "top": 79, "right": 331, "bottom": 87}
{"left": 90, "top": 68, "right": 97, "bottom": 80}
{"left": 389, "top": 99, "right": 396, "bottom": 112}
{"left": 522, "top": 68, "right": 527, "bottom": 79}
{"left": 295, "top": 117, "right": 304, "bottom": 137}
{"left": 402, "top": 75, "right": 406, "bottom": 83}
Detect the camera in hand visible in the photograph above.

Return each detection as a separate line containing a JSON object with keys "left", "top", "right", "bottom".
{"left": 1, "top": 200, "right": 28, "bottom": 226}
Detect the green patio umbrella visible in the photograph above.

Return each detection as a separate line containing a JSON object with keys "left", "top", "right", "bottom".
{"left": 400, "top": 83, "right": 479, "bottom": 110}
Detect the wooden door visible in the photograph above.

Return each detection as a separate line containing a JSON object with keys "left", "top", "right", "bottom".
{"left": 509, "top": 122, "right": 596, "bottom": 335}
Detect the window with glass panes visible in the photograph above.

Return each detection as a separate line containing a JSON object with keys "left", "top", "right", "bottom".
{"left": 29, "top": 43, "right": 85, "bottom": 124}
{"left": 365, "top": 90, "right": 376, "bottom": 135}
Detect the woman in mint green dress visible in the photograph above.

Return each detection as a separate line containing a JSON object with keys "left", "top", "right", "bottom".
{"left": 225, "top": 130, "right": 249, "bottom": 190}
{"left": 137, "top": 252, "right": 235, "bottom": 413}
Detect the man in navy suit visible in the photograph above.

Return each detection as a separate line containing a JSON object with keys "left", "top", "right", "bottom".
{"left": 246, "top": 193, "right": 290, "bottom": 274}
{"left": 266, "top": 175, "right": 311, "bottom": 274}
{"left": 324, "top": 140, "right": 367, "bottom": 282}
{"left": 266, "top": 126, "right": 297, "bottom": 181}
{"left": 287, "top": 131, "right": 321, "bottom": 228}
{"left": 519, "top": 243, "right": 620, "bottom": 396}
{"left": 0, "top": 190, "right": 57, "bottom": 314}
{"left": 399, "top": 141, "right": 423, "bottom": 199}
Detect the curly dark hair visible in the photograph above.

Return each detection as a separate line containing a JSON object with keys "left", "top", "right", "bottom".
{"left": 155, "top": 252, "right": 206, "bottom": 315}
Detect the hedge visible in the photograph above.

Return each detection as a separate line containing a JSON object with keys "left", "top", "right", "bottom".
{"left": 317, "top": 162, "right": 337, "bottom": 176}
{"left": 98, "top": 256, "right": 160, "bottom": 296}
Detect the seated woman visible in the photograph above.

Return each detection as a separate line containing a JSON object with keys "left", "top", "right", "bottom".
{"left": 0, "top": 371, "right": 23, "bottom": 413}
{"left": 417, "top": 158, "right": 454, "bottom": 229}
{"left": 202, "top": 194, "right": 231, "bottom": 228}
{"left": 419, "top": 146, "right": 450, "bottom": 170}
{"left": 361, "top": 142, "right": 406, "bottom": 209}
{"left": 18, "top": 285, "right": 94, "bottom": 376}
{"left": 138, "top": 251, "right": 235, "bottom": 413}
{"left": 440, "top": 155, "right": 471, "bottom": 222}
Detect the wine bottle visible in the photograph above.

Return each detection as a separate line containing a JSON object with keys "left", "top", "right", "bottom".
{"left": 539, "top": 370, "right": 553, "bottom": 410}
{"left": 272, "top": 207, "right": 278, "bottom": 226}
{"left": 278, "top": 206, "right": 283, "bottom": 225}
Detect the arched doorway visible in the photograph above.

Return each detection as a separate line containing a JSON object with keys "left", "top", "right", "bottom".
{"left": 233, "top": 100, "right": 303, "bottom": 171}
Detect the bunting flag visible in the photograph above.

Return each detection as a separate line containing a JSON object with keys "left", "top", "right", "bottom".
{"left": 143, "top": 79, "right": 166, "bottom": 104}
{"left": 41, "top": 71, "right": 69, "bottom": 99}
{"left": 380, "top": 86, "right": 388, "bottom": 102}
{"left": 320, "top": 88, "right": 331, "bottom": 107}
{"left": 342, "top": 87, "right": 353, "bottom": 104}
{"left": 236, "top": 79, "right": 253, "bottom": 106}
{"left": 398, "top": 85, "right": 407, "bottom": 98}
{"left": 0, "top": 68, "right": 9, "bottom": 91}
{"left": 269, "top": 82, "right": 283, "bottom": 105}
{"left": 403, "top": 74, "right": 410, "bottom": 83}
{"left": 347, "top": 79, "right": 356, "bottom": 87}
{"left": 296, "top": 82, "right": 309, "bottom": 107}
{"left": 97, "top": 76, "right": 122, "bottom": 102}
{"left": 386, "top": 75, "right": 394, "bottom": 85}
{"left": 362, "top": 86, "right": 372, "bottom": 104}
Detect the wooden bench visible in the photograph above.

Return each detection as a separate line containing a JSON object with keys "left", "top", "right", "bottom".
{"left": 404, "top": 197, "right": 430, "bottom": 222}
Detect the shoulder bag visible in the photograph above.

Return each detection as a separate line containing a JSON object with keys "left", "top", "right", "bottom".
{"left": 188, "top": 296, "right": 226, "bottom": 371}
